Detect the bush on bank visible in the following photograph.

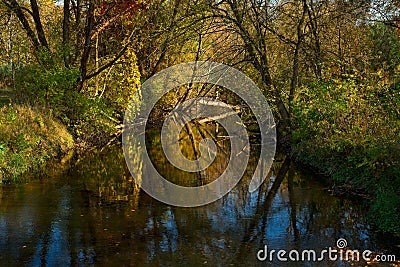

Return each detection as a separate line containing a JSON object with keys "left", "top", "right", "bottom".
{"left": 0, "top": 104, "right": 74, "bottom": 183}
{"left": 0, "top": 50, "right": 140, "bottom": 183}
{"left": 13, "top": 65, "right": 117, "bottom": 146}
{"left": 292, "top": 76, "right": 400, "bottom": 233}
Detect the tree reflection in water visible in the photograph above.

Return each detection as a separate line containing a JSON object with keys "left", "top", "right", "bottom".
{"left": 0, "top": 127, "right": 399, "bottom": 266}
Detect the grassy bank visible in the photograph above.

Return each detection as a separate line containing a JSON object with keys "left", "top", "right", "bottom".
{"left": 292, "top": 76, "right": 400, "bottom": 233}
{"left": 0, "top": 54, "right": 139, "bottom": 183}
{"left": 0, "top": 85, "right": 120, "bottom": 183}
{"left": 0, "top": 104, "right": 74, "bottom": 183}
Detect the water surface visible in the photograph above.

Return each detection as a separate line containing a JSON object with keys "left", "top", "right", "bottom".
{"left": 0, "top": 132, "right": 399, "bottom": 266}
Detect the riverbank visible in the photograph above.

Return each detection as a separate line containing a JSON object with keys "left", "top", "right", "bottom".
{"left": 1, "top": 73, "right": 399, "bottom": 235}
{"left": 0, "top": 104, "right": 74, "bottom": 183}
{"left": 292, "top": 77, "right": 400, "bottom": 234}
{"left": 1, "top": 141, "right": 399, "bottom": 266}
{"left": 0, "top": 79, "right": 121, "bottom": 183}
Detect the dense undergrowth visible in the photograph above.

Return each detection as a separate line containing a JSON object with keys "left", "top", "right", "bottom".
{"left": 0, "top": 104, "right": 74, "bottom": 183}
{"left": 13, "top": 64, "right": 117, "bottom": 146}
{"left": 0, "top": 50, "right": 140, "bottom": 183}
{"left": 292, "top": 75, "right": 400, "bottom": 233}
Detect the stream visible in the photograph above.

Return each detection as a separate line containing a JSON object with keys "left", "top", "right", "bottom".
{"left": 0, "top": 128, "right": 399, "bottom": 266}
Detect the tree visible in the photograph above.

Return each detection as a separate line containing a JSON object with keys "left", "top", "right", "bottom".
{"left": 208, "top": 0, "right": 310, "bottom": 142}
{"left": 1, "top": 0, "right": 145, "bottom": 90}
{"left": 1, "top": 0, "right": 48, "bottom": 53}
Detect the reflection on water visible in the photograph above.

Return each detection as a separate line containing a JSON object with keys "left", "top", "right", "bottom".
{"left": 0, "top": 130, "right": 399, "bottom": 266}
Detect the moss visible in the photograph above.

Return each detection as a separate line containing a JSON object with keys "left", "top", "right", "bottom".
{"left": 0, "top": 104, "right": 74, "bottom": 183}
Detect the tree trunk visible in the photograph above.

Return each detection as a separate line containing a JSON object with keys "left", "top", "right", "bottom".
{"left": 77, "top": 0, "right": 95, "bottom": 91}
{"left": 30, "top": 0, "right": 49, "bottom": 49}
{"left": 63, "top": 0, "right": 70, "bottom": 68}
{"left": 4, "top": 0, "right": 40, "bottom": 51}
{"left": 289, "top": 0, "right": 307, "bottom": 119}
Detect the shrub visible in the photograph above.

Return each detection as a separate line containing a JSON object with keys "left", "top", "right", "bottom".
{"left": 14, "top": 63, "right": 122, "bottom": 146}
{"left": 292, "top": 77, "right": 400, "bottom": 232}
{"left": 0, "top": 104, "right": 74, "bottom": 183}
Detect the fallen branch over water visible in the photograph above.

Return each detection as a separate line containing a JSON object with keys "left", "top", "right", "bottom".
{"left": 326, "top": 184, "right": 374, "bottom": 200}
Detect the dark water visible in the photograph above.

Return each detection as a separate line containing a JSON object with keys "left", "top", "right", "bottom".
{"left": 0, "top": 131, "right": 399, "bottom": 266}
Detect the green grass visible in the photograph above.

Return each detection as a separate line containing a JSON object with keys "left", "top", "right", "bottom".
{"left": 0, "top": 104, "right": 74, "bottom": 183}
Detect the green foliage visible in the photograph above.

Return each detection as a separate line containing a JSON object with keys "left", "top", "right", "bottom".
{"left": 15, "top": 63, "right": 78, "bottom": 111}
{"left": 0, "top": 104, "right": 74, "bottom": 183}
{"left": 0, "top": 64, "right": 14, "bottom": 86}
{"left": 14, "top": 63, "right": 123, "bottom": 146}
{"left": 85, "top": 46, "right": 141, "bottom": 120}
{"left": 292, "top": 77, "right": 400, "bottom": 232}
{"left": 368, "top": 23, "right": 400, "bottom": 74}
{"left": 1, "top": 44, "right": 142, "bottom": 181}
{"left": 61, "top": 89, "right": 117, "bottom": 145}
{"left": 370, "top": 184, "right": 400, "bottom": 233}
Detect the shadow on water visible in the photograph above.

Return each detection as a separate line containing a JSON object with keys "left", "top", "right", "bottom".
{"left": 0, "top": 127, "right": 399, "bottom": 266}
